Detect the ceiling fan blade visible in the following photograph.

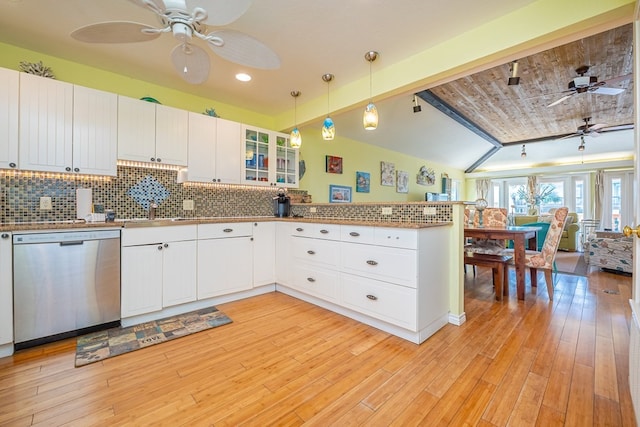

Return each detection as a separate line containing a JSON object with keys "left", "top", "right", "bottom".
{"left": 557, "top": 133, "right": 579, "bottom": 140}
{"left": 171, "top": 43, "right": 210, "bottom": 84}
{"left": 71, "top": 22, "right": 161, "bottom": 43}
{"left": 588, "top": 123, "right": 608, "bottom": 131}
{"left": 599, "top": 73, "right": 633, "bottom": 86}
{"left": 187, "top": 0, "right": 252, "bottom": 26}
{"left": 207, "top": 30, "right": 280, "bottom": 69}
{"left": 547, "top": 93, "right": 575, "bottom": 107}
{"left": 591, "top": 86, "right": 625, "bottom": 95}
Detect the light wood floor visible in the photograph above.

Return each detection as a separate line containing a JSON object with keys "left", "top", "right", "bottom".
{"left": 0, "top": 265, "right": 636, "bottom": 426}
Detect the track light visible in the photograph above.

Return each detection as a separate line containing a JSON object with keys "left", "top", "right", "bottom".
{"left": 508, "top": 60, "right": 520, "bottom": 86}
{"left": 521, "top": 144, "right": 527, "bottom": 158}
{"left": 578, "top": 136, "right": 585, "bottom": 151}
{"left": 412, "top": 94, "right": 422, "bottom": 113}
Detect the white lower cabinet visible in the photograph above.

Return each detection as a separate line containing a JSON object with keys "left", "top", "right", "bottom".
{"left": 252, "top": 221, "right": 275, "bottom": 286}
{"left": 0, "top": 232, "right": 13, "bottom": 347}
{"left": 121, "top": 225, "right": 197, "bottom": 318}
{"left": 197, "top": 223, "right": 253, "bottom": 299}
{"left": 290, "top": 263, "right": 339, "bottom": 303}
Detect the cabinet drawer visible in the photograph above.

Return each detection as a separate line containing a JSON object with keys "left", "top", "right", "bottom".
{"left": 290, "top": 264, "right": 339, "bottom": 302}
{"left": 198, "top": 222, "right": 253, "bottom": 239}
{"left": 341, "top": 273, "right": 416, "bottom": 330}
{"left": 341, "top": 243, "right": 416, "bottom": 287}
{"left": 340, "top": 225, "right": 375, "bottom": 244}
{"left": 122, "top": 224, "right": 197, "bottom": 246}
{"left": 291, "top": 236, "right": 340, "bottom": 267}
{"left": 290, "top": 222, "right": 340, "bottom": 240}
{"left": 374, "top": 227, "right": 417, "bottom": 249}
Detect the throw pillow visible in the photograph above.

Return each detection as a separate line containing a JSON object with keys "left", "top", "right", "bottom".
{"left": 563, "top": 215, "right": 574, "bottom": 230}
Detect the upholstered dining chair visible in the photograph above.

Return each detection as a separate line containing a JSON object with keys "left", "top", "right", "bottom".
{"left": 503, "top": 207, "right": 568, "bottom": 301}
{"left": 467, "top": 208, "right": 508, "bottom": 255}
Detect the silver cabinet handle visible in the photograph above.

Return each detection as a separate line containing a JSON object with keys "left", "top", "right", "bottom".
{"left": 223, "top": 228, "right": 233, "bottom": 233}
{"left": 320, "top": 229, "right": 329, "bottom": 234}
{"left": 307, "top": 277, "right": 316, "bottom": 283}
{"left": 296, "top": 227, "right": 304, "bottom": 232}
{"left": 366, "top": 260, "right": 378, "bottom": 266}
{"left": 366, "top": 294, "right": 378, "bottom": 301}
{"left": 307, "top": 250, "right": 315, "bottom": 255}
{"left": 349, "top": 231, "right": 360, "bottom": 237}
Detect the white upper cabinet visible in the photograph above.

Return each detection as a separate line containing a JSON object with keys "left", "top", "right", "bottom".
{"left": 117, "top": 96, "right": 188, "bottom": 166}
{"left": 187, "top": 113, "right": 241, "bottom": 184}
{"left": 0, "top": 68, "right": 18, "bottom": 170}
{"left": 72, "top": 85, "right": 118, "bottom": 176}
{"left": 241, "top": 125, "right": 299, "bottom": 188}
{"left": 19, "top": 72, "right": 74, "bottom": 173}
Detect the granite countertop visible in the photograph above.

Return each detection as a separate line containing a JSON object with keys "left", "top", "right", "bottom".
{"left": 0, "top": 216, "right": 451, "bottom": 232}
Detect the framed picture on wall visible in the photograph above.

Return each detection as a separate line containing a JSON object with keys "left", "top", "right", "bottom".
{"left": 397, "top": 170, "right": 409, "bottom": 193}
{"left": 325, "top": 155, "right": 343, "bottom": 174}
{"left": 356, "top": 171, "right": 370, "bottom": 193}
{"left": 381, "top": 161, "right": 395, "bottom": 186}
{"left": 329, "top": 185, "right": 352, "bottom": 203}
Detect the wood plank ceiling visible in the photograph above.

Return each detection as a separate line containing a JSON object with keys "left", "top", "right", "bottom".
{"left": 425, "top": 24, "right": 634, "bottom": 146}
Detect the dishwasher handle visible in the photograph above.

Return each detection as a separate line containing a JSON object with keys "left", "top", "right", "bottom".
{"left": 60, "top": 241, "right": 84, "bottom": 246}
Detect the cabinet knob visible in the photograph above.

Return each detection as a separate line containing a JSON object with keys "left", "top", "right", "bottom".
{"left": 349, "top": 231, "right": 360, "bottom": 237}
{"left": 164, "top": 243, "right": 169, "bottom": 248}
{"left": 320, "top": 229, "right": 329, "bottom": 234}
{"left": 307, "top": 277, "right": 316, "bottom": 283}
{"left": 307, "top": 250, "right": 315, "bottom": 255}
{"left": 74, "top": 168, "right": 80, "bottom": 173}
{"left": 366, "top": 260, "right": 378, "bottom": 266}
{"left": 366, "top": 294, "right": 378, "bottom": 301}
{"left": 9, "top": 162, "right": 16, "bottom": 168}
{"left": 296, "top": 227, "right": 304, "bottom": 232}
{"left": 65, "top": 166, "right": 71, "bottom": 172}
{"left": 157, "top": 245, "right": 163, "bottom": 250}
{"left": 156, "top": 158, "right": 162, "bottom": 163}
{"left": 150, "top": 157, "right": 156, "bottom": 162}
{"left": 223, "top": 228, "right": 233, "bottom": 233}
{"left": 1, "top": 233, "right": 9, "bottom": 239}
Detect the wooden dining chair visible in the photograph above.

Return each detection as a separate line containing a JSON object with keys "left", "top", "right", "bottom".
{"left": 503, "top": 207, "right": 568, "bottom": 300}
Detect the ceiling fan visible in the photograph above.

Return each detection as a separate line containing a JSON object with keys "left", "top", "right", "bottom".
{"left": 70, "top": 0, "right": 281, "bottom": 85}
{"left": 547, "top": 65, "right": 631, "bottom": 107}
{"left": 559, "top": 117, "right": 633, "bottom": 140}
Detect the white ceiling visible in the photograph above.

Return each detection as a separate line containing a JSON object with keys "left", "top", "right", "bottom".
{"left": 0, "top": 0, "right": 633, "bottom": 173}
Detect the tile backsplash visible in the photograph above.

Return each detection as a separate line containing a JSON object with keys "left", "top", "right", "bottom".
{"left": 0, "top": 166, "right": 283, "bottom": 223}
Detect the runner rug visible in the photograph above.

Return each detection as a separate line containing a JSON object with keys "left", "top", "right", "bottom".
{"left": 75, "top": 306, "right": 232, "bottom": 367}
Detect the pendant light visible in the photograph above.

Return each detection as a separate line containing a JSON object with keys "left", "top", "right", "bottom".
{"left": 290, "top": 91, "right": 302, "bottom": 148}
{"left": 321, "top": 73, "right": 335, "bottom": 140}
{"left": 363, "top": 51, "right": 379, "bottom": 130}
{"left": 521, "top": 144, "right": 527, "bottom": 158}
{"left": 578, "top": 136, "right": 585, "bottom": 151}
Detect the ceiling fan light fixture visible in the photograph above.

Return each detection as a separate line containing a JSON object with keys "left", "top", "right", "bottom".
{"left": 322, "top": 73, "right": 335, "bottom": 140}
{"left": 578, "top": 136, "right": 586, "bottom": 151}
{"left": 290, "top": 91, "right": 302, "bottom": 149}
{"left": 363, "top": 51, "right": 379, "bottom": 130}
{"left": 521, "top": 144, "right": 527, "bottom": 158}
{"left": 171, "top": 22, "right": 193, "bottom": 42}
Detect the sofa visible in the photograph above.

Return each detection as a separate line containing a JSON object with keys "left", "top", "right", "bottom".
{"left": 585, "top": 235, "right": 633, "bottom": 274}
{"left": 512, "top": 212, "right": 579, "bottom": 252}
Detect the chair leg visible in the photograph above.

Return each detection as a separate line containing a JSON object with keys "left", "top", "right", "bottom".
{"left": 492, "top": 266, "right": 503, "bottom": 301}
{"left": 502, "top": 264, "right": 509, "bottom": 296}
{"left": 544, "top": 269, "right": 554, "bottom": 301}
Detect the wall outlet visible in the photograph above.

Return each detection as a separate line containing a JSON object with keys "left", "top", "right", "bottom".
{"left": 40, "top": 196, "right": 52, "bottom": 210}
{"left": 423, "top": 206, "right": 437, "bottom": 215}
{"left": 381, "top": 207, "right": 393, "bottom": 215}
{"left": 310, "top": 207, "right": 317, "bottom": 213}
{"left": 183, "top": 200, "right": 194, "bottom": 211}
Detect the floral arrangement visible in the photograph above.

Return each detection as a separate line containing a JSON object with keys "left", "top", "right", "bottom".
{"left": 204, "top": 108, "right": 220, "bottom": 118}
{"left": 19, "top": 61, "right": 55, "bottom": 79}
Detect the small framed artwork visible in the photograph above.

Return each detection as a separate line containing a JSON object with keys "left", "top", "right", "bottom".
{"left": 356, "top": 171, "right": 370, "bottom": 193}
{"left": 329, "top": 185, "right": 352, "bottom": 203}
{"left": 325, "top": 155, "right": 343, "bottom": 174}
{"left": 381, "top": 161, "right": 395, "bottom": 186}
{"left": 397, "top": 170, "right": 409, "bottom": 193}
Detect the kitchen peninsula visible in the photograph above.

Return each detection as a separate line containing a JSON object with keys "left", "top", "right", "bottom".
{"left": 0, "top": 201, "right": 466, "bottom": 358}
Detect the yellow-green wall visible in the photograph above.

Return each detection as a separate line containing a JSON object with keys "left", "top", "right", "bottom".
{"left": 296, "top": 128, "right": 465, "bottom": 202}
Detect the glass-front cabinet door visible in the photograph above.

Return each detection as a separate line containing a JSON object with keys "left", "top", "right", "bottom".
{"left": 243, "top": 126, "right": 271, "bottom": 185}
{"left": 241, "top": 125, "right": 298, "bottom": 188}
{"left": 274, "top": 133, "right": 298, "bottom": 188}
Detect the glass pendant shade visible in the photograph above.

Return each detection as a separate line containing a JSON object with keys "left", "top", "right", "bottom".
{"left": 290, "top": 127, "right": 302, "bottom": 148}
{"left": 363, "top": 102, "right": 378, "bottom": 130}
{"left": 322, "top": 116, "right": 335, "bottom": 140}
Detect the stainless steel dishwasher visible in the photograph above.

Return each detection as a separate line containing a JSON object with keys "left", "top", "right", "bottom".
{"left": 13, "top": 229, "right": 121, "bottom": 349}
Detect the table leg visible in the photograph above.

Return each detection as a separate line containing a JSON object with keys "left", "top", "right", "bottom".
{"left": 492, "top": 266, "right": 503, "bottom": 301}
{"left": 528, "top": 234, "right": 538, "bottom": 288}
{"left": 514, "top": 235, "right": 525, "bottom": 300}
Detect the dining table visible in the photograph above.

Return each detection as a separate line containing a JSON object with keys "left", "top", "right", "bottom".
{"left": 464, "top": 225, "right": 541, "bottom": 300}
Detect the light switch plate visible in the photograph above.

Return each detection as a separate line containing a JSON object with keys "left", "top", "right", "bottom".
{"left": 40, "top": 197, "right": 52, "bottom": 210}
{"left": 183, "top": 200, "right": 194, "bottom": 210}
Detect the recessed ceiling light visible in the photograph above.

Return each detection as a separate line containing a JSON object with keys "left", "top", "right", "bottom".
{"left": 235, "top": 73, "right": 251, "bottom": 82}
